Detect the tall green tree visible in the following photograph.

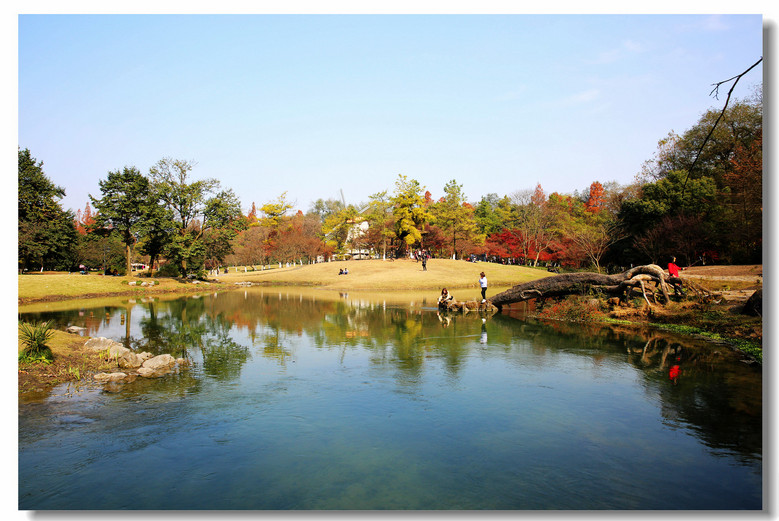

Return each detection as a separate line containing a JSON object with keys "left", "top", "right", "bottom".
{"left": 364, "top": 190, "right": 394, "bottom": 259}
{"left": 431, "top": 179, "right": 479, "bottom": 259}
{"left": 149, "top": 157, "right": 243, "bottom": 275}
{"left": 18, "top": 148, "right": 78, "bottom": 271}
{"left": 90, "top": 166, "right": 155, "bottom": 276}
{"left": 136, "top": 186, "right": 176, "bottom": 276}
{"left": 474, "top": 193, "right": 514, "bottom": 236}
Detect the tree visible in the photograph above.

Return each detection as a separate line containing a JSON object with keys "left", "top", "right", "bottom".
{"left": 564, "top": 214, "right": 625, "bottom": 273}
{"left": 510, "top": 184, "right": 559, "bottom": 266}
{"left": 273, "top": 211, "right": 324, "bottom": 264}
{"left": 584, "top": 181, "right": 605, "bottom": 214}
{"left": 227, "top": 226, "right": 273, "bottom": 267}
{"left": 202, "top": 189, "right": 246, "bottom": 270}
{"left": 136, "top": 191, "right": 176, "bottom": 276}
{"left": 74, "top": 202, "right": 97, "bottom": 235}
{"left": 363, "top": 191, "right": 394, "bottom": 259}
{"left": 619, "top": 170, "right": 718, "bottom": 235}
{"left": 260, "top": 192, "right": 295, "bottom": 229}
{"left": 390, "top": 175, "right": 430, "bottom": 256}
{"left": 90, "top": 166, "right": 155, "bottom": 276}
{"left": 721, "top": 129, "right": 762, "bottom": 262}
{"left": 321, "top": 205, "right": 359, "bottom": 255}
{"left": 149, "top": 157, "right": 242, "bottom": 275}
{"left": 18, "top": 148, "right": 78, "bottom": 271}
{"left": 430, "top": 180, "right": 480, "bottom": 259}
{"left": 474, "top": 193, "right": 514, "bottom": 236}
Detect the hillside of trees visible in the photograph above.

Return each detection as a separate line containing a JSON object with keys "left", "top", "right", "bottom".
{"left": 18, "top": 92, "right": 762, "bottom": 277}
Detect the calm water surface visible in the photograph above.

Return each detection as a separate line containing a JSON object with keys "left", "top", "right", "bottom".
{"left": 18, "top": 288, "right": 762, "bottom": 510}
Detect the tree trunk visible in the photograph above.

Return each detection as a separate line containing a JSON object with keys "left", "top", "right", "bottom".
{"left": 126, "top": 243, "right": 132, "bottom": 277}
{"left": 488, "top": 264, "right": 677, "bottom": 311}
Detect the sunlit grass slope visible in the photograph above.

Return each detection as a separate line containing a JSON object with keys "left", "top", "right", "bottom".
{"left": 218, "top": 258, "right": 548, "bottom": 290}
{"left": 17, "top": 259, "right": 550, "bottom": 303}
{"left": 18, "top": 274, "right": 187, "bottom": 301}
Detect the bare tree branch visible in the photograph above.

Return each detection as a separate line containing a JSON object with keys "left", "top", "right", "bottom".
{"left": 680, "top": 57, "right": 762, "bottom": 196}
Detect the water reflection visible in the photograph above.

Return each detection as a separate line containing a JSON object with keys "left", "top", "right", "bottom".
{"left": 19, "top": 287, "right": 762, "bottom": 468}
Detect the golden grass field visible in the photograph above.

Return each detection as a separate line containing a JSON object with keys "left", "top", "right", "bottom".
{"left": 17, "top": 259, "right": 549, "bottom": 303}
{"left": 215, "top": 258, "right": 546, "bottom": 290}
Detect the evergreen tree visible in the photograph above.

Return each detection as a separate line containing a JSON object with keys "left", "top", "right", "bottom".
{"left": 18, "top": 148, "right": 78, "bottom": 271}
{"left": 90, "top": 166, "right": 155, "bottom": 275}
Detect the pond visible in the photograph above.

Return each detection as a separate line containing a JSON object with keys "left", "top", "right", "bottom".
{"left": 18, "top": 288, "right": 762, "bottom": 510}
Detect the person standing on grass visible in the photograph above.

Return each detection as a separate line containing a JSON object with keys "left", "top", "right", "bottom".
{"left": 479, "top": 272, "right": 488, "bottom": 302}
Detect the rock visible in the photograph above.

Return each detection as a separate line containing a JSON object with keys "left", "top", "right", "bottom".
{"left": 138, "top": 352, "right": 154, "bottom": 361}
{"left": 107, "top": 344, "right": 131, "bottom": 358}
{"left": 66, "top": 326, "right": 86, "bottom": 334}
{"left": 137, "top": 367, "right": 162, "bottom": 378}
{"left": 84, "top": 337, "right": 123, "bottom": 352}
{"left": 128, "top": 281, "right": 137, "bottom": 286}
{"left": 741, "top": 289, "right": 762, "bottom": 316}
{"left": 93, "top": 372, "right": 128, "bottom": 382}
{"left": 142, "top": 354, "right": 176, "bottom": 371}
{"left": 118, "top": 351, "right": 144, "bottom": 369}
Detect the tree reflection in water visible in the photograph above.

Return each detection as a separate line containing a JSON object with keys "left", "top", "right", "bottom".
{"left": 19, "top": 287, "right": 761, "bottom": 465}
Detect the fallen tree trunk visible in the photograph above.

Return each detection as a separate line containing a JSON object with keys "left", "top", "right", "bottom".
{"left": 488, "top": 264, "right": 689, "bottom": 311}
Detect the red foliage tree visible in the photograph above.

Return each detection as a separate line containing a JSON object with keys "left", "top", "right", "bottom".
{"left": 74, "top": 202, "right": 97, "bottom": 235}
{"left": 584, "top": 181, "right": 605, "bottom": 213}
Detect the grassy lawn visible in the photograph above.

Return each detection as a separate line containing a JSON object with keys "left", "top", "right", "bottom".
{"left": 18, "top": 259, "right": 549, "bottom": 303}
{"left": 214, "top": 258, "right": 548, "bottom": 290}
{"left": 17, "top": 272, "right": 216, "bottom": 303}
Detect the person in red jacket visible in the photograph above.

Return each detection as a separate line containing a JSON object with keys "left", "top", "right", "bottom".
{"left": 668, "top": 257, "right": 683, "bottom": 277}
{"left": 667, "top": 257, "right": 686, "bottom": 298}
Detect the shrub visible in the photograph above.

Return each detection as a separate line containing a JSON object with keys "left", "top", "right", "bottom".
{"left": 535, "top": 296, "right": 604, "bottom": 322}
{"left": 19, "top": 321, "right": 54, "bottom": 363}
{"left": 156, "top": 262, "right": 181, "bottom": 278}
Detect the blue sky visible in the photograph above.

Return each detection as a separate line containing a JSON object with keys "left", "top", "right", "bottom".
{"left": 17, "top": 13, "right": 765, "bottom": 214}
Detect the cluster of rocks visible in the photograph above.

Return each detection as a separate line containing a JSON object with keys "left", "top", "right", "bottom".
{"left": 127, "top": 280, "right": 157, "bottom": 287}
{"left": 83, "top": 336, "right": 190, "bottom": 384}
{"left": 438, "top": 299, "right": 498, "bottom": 313}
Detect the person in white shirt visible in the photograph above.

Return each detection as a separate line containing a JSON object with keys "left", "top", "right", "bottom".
{"left": 479, "top": 272, "right": 488, "bottom": 303}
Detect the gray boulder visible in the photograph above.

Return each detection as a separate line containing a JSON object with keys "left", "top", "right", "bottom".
{"left": 84, "top": 337, "right": 122, "bottom": 352}
{"left": 142, "top": 354, "right": 176, "bottom": 371}
{"left": 93, "top": 372, "right": 128, "bottom": 382}
{"left": 66, "top": 326, "right": 86, "bottom": 334}
{"left": 118, "top": 351, "right": 144, "bottom": 369}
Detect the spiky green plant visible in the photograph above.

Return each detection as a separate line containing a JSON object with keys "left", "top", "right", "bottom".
{"left": 18, "top": 321, "right": 54, "bottom": 363}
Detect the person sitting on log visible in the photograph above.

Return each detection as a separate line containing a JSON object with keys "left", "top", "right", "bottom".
{"left": 438, "top": 288, "right": 454, "bottom": 306}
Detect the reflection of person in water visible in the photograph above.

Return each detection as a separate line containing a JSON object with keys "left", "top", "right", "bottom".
{"left": 668, "top": 346, "right": 682, "bottom": 384}
{"left": 437, "top": 312, "right": 451, "bottom": 327}
{"left": 480, "top": 317, "right": 487, "bottom": 345}
{"left": 669, "top": 364, "right": 680, "bottom": 384}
